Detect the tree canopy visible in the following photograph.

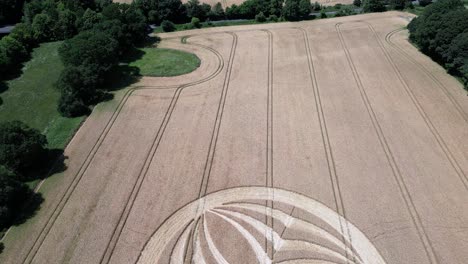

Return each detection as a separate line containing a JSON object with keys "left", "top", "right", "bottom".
{"left": 0, "top": 121, "right": 48, "bottom": 178}
{"left": 408, "top": 0, "right": 468, "bottom": 90}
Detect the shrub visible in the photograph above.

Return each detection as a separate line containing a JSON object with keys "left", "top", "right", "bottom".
{"left": 255, "top": 11, "right": 267, "bottom": 22}
{"left": 58, "top": 90, "right": 90, "bottom": 117}
{"left": 353, "top": 0, "right": 362, "bottom": 7}
{"left": 0, "top": 36, "right": 28, "bottom": 68}
{"left": 191, "top": 17, "right": 202, "bottom": 28}
{"left": 161, "top": 20, "right": 176, "bottom": 32}
{"left": 268, "top": 14, "right": 279, "bottom": 22}
{"left": 320, "top": 11, "right": 327, "bottom": 18}
{"left": 31, "top": 13, "right": 54, "bottom": 42}
{"left": 9, "top": 23, "right": 36, "bottom": 50}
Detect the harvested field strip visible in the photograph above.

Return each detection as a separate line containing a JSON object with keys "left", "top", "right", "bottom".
{"left": 196, "top": 32, "right": 237, "bottom": 200}
{"left": 99, "top": 87, "right": 182, "bottom": 264}
{"left": 299, "top": 26, "right": 354, "bottom": 262}
{"left": 263, "top": 29, "right": 274, "bottom": 258}
{"left": 363, "top": 22, "right": 468, "bottom": 191}
{"left": 384, "top": 28, "right": 468, "bottom": 124}
{"left": 102, "top": 32, "right": 238, "bottom": 264}
{"left": 335, "top": 22, "right": 438, "bottom": 264}
{"left": 19, "top": 35, "right": 228, "bottom": 264}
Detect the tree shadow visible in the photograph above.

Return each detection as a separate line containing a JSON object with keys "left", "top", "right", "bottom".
{"left": 120, "top": 48, "right": 146, "bottom": 64}
{"left": 45, "top": 149, "right": 68, "bottom": 177}
{"left": 21, "top": 149, "right": 68, "bottom": 181}
{"left": 12, "top": 192, "right": 44, "bottom": 226}
{"left": 104, "top": 64, "right": 142, "bottom": 92}
{"left": 144, "top": 36, "right": 161, "bottom": 47}
{"left": 0, "top": 81, "right": 7, "bottom": 93}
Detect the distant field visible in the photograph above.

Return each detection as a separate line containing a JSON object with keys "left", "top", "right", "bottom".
{"left": 0, "top": 42, "right": 84, "bottom": 149}
{"left": 113, "top": 0, "right": 353, "bottom": 7}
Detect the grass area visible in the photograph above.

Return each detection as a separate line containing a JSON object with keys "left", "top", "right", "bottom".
{"left": 129, "top": 48, "right": 200, "bottom": 77}
{"left": 153, "top": 19, "right": 258, "bottom": 33}
{"left": 0, "top": 42, "right": 84, "bottom": 150}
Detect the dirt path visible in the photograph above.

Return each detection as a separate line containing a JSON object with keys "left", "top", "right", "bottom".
{"left": 2, "top": 12, "right": 467, "bottom": 264}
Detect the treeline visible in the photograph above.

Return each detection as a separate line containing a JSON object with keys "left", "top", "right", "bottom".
{"left": 408, "top": 0, "right": 468, "bottom": 90}
{"left": 135, "top": 0, "right": 312, "bottom": 23}
{"left": 139, "top": 0, "right": 421, "bottom": 32}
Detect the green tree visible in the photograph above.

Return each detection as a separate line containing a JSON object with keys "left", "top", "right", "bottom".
{"left": 157, "top": 0, "right": 187, "bottom": 24}
{"left": 77, "top": 9, "right": 103, "bottom": 31}
{"left": 191, "top": 17, "right": 201, "bottom": 28}
{"left": 408, "top": 0, "right": 468, "bottom": 90}
{"left": 59, "top": 31, "right": 119, "bottom": 75}
{"left": 147, "top": 10, "right": 160, "bottom": 23}
{"left": 299, "top": 0, "right": 312, "bottom": 19}
{"left": 186, "top": 0, "right": 210, "bottom": 20}
{"left": 353, "top": 0, "right": 362, "bottom": 7}
{"left": 282, "top": 0, "right": 301, "bottom": 21}
{"left": 55, "top": 8, "right": 77, "bottom": 40}
{"left": 209, "top": 2, "right": 225, "bottom": 20}
{"left": 433, "top": 10, "right": 468, "bottom": 58}
{"left": 0, "top": 165, "right": 33, "bottom": 228}
{"left": 0, "top": 36, "right": 28, "bottom": 63}
{"left": 269, "top": 0, "right": 283, "bottom": 16}
{"left": 255, "top": 11, "right": 267, "bottom": 22}
{"left": 92, "top": 19, "right": 128, "bottom": 53}
{"left": 32, "top": 13, "right": 54, "bottom": 41}
{"left": 102, "top": 2, "right": 123, "bottom": 20}
{"left": 0, "top": 35, "right": 28, "bottom": 76}
{"left": 120, "top": 4, "right": 148, "bottom": 45}
{"left": 362, "top": 0, "right": 385, "bottom": 12}
{"left": 226, "top": 4, "right": 241, "bottom": 18}
{"left": 161, "top": 20, "right": 176, "bottom": 32}
{"left": 9, "top": 23, "right": 36, "bottom": 50}
{"left": 445, "top": 32, "right": 468, "bottom": 73}
{"left": 268, "top": 14, "right": 278, "bottom": 21}
{"left": 23, "top": 0, "right": 44, "bottom": 24}
{"left": 408, "top": 0, "right": 465, "bottom": 54}
{"left": 0, "top": 121, "right": 48, "bottom": 177}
